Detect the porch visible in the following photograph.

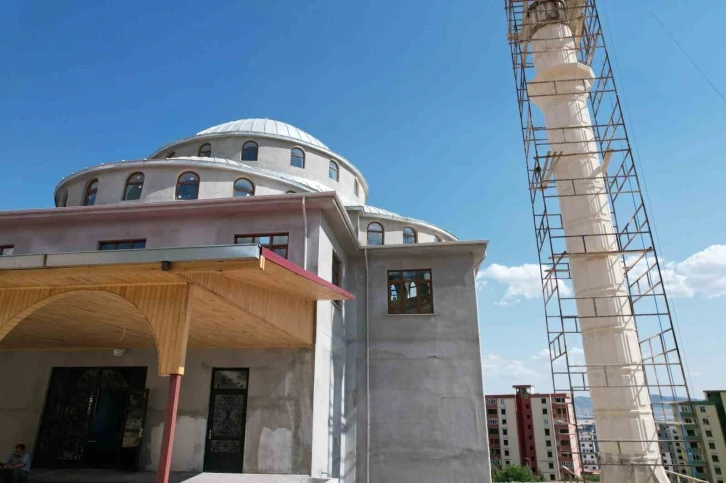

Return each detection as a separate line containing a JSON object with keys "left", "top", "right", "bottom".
{"left": 0, "top": 245, "right": 352, "bottom": 483}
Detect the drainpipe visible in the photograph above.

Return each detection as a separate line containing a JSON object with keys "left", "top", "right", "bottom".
{"left": 302, "top": 196, "right": 308, "bottom": 270}
{"left": 364, "top": 247, "right": 371, "bottom": 483}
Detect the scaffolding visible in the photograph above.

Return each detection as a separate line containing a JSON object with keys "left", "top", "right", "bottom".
{"left": 504, "top": 1, "right": 708, "bottom": 481}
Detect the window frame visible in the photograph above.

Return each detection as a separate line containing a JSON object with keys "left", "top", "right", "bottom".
{"left": 332, "top": 251, "right": 342, "bottom": 287}
{"left": 367, "top": 222, "right": 384, "bottom": 246}
{"left": 242, "top": 141, "right": 258, "bottom": 161}
{"left": 83, "top": 179, "right": 99, "bottom": 206}
{"left": 198, "top": 143, "right": 212, "bottom": 157}
{"left": 329, "top": 160, "right": 340, "bottom": 182}
{"left": 403, "top": 226, "right": 417, "bottom": 244}
{"left": 123, "top": 172, "right": 145, "bottom": 201}
{"left": 98, "top": 239, "right": 146, "bottom": 250}
{"left": 234, "top": 233, "right": 289, "bottom": 259}
{"left": 176, "top": 171, "right": 200, "bottom": 200}
{"left": 233, "top": 177, "right": 255, "bottom": 197}
{"left": 387, "top": 269, "right": 434, "bottom": 315}
{"left": 0, "top": 245, "right": 15, "bottom": 256}
{"left": 290, "top": 147, "right": 305, "bottom": 168}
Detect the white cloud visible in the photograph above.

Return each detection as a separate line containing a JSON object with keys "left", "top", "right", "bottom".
{"left": 673, "top": 245, "right": 726, "bottom": 298}
{"left": 479, "top": 245, "right": 726, "bottom": 304}
{"left": 477, "top": 263, "right": 572, "bottom": 305}
{"left": 482, "top": 353, "right": 542, "bottom": 379}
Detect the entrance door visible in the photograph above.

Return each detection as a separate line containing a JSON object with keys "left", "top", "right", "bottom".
{"left": 34, "top": 367, "right": 148, "bottom": 470}
{"left": 203, "top": 368, "right": 249, "bottom": 473}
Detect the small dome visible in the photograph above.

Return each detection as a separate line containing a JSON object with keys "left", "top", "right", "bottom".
{"left": 197, "top": 119, "right": 329, "bottom": 150}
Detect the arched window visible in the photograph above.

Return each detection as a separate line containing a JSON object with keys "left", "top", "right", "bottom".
{"left": 176, "top": 172, "right": 200, "bottom": 200}
{"left": 290, "top": 148, "right": 305, "bottom": 168}
{"left": 434, "top": 234, "right": 442, "bottom": 243}
{"left": 403, "top": 227, "right": 417, "bottom": 244}
{"left": 166, "top": 151, "right": 176, "bottom": 159}
{"left": 198, "top": 143, "right": 212, "bottom": 157}
{"left": 329, "top": 161, "right": 339, "bottom": 181}
{"left": 242, "top": 141, "right": 258, "bottom": 161}
{"left": 83, "top": 179, "right": 99, "bottom": 206}
{"left": 367, "top": 222, "right": 384, "bottom": 246}
{"left": 233, "top": 178, "right": 255, "bottom": 197}
{"left": 354, "top": 179, "right": 359, "bottom": 197}
{"left": 123, "top": 172, "right": 145, "bottom": 201}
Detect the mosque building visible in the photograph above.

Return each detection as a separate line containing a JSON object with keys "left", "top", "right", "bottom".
{"left": 0, "top": 118, "right": 490, "bottom": 483}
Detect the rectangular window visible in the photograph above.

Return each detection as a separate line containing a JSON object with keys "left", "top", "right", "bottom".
{"left": 501, "top": 408, "right": 507, "bottom": 415}
{"left": 703, "top": 418, "right": 711, "bottom": 425}
{"left": 543, "top": 408, "right": 548, "bottom": 415}
{"left": 332, "top": 252, "right": 342, "bottom": 287}
{"left": 700, "top": 406, "right": 707, "bottom": 413}
{"left": 502, "top": 419, "right": 507, "bottom": 425}
{"left": 707, "top": 431, "right": 714, "bottom": 438}
{"left": 503, "top": 439, "right": 508, "bottom": 446}
{"left": 545, "top": 428, "right": 551, "bottom": 436}
{"left": 503, "top": 429, "right": 508, "bottom": 436}
{"left": 710, "top": 443, "right": 716, "bottom": 450}
{"left": 542, "top": 398, "right": 547, "bottom": 404}
{"left": 388, "top": 269, "right": 433, "bottom": 314}
{"left": 546, "top": 440, "right": 552, "bottom": 447}
{"left": 0, "top": 245, "right": 14, "bottom": 256}
{"left": 98, "top": 239, "right": 146, "bottom": 250}
{"left": 714, "top": 455, "right": 720, "bottom": 463}
{"left": 548, "top": 451, "right": 553, "bottom": 458}
{"left": 235, "top": 233, "right": 289, "bottom": 259}
{"left": 716, "top": 468, "right": 722, "bottom": 475}
{"left": 486, "top": 398, "right": 497, "bottom": 405}
{"left": 488, "top": 418, "right": 498, "bottom": 425}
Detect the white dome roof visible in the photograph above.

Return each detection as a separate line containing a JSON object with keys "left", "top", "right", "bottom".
{"left": 197, "top": 119, "right": 329, "bottom": 150}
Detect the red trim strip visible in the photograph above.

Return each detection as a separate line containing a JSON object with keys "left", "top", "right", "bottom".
{"left": 261, "top": 247, "right": 355, "bottom": 300}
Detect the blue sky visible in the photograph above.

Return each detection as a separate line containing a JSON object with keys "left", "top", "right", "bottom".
{"left": 1, "top": 0, "right": 725, "bottom": 395}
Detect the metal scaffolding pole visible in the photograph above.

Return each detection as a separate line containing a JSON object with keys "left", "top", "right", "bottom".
{"left": 503, "top": 1, "right": 707, "bottom": 482}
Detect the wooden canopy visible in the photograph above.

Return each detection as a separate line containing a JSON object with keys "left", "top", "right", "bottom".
{"left": 0, "top": 245, "right": 353, "bottom": 375}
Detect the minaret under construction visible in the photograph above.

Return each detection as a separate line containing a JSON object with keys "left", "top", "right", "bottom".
{"left": 505, "top": 1, "right": 705, "bottom": 482}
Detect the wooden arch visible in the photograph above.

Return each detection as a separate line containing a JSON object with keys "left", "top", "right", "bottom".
{"left": 0, "top": 284, "right": 192, "bottom": 376}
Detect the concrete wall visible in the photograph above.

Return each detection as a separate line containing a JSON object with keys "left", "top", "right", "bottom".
{"left": 355, "top": 250, "right": 491, "bottom": 483}
{"left": 0, "top": 347, "right": 313, "bottom": 474}
{"left": 0, "top": 209, "right": 308, "bottom": 270}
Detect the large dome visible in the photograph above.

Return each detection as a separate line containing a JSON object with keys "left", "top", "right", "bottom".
{"left": 197, "top": 118, "right": 329, "bottom": 150}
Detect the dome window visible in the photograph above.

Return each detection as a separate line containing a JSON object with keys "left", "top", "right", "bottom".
{"left": 403, "top": 227, "right": 417, "bottom": 244}
{"left": 198, "top": 143, "right": 212, "bottom": 158}
{"left": 367, "top": 222, "right": 384, "bottom": 246}
{"left": 354, "top": 179, "right": 359, "bottom": 197}
{"left": 83, "top": 179, "right": 99, "bottom": 206}
{"left": 123, "top": 172, "right": 145, "bottom": 201}
{"left": 242, "top": 141, "right": 258, "bottom": 161}
{"left": 434, "top": 234, "right": 442, "bottom": 243}
{"left": 176, "top": 172, "right": 200, "bottom": 200}
{"left": 329, "top": 161, "right": 339, "bottom": 182}
{"left": 56, "top": 189, "right": 68, "bottom": 208}
{"left": 234, "top": 178, "right": 255, "bottom": 197}
{"left": 286, "top": 190, "right": 296, "bottom": 194}
{"left": 166, "top": 151, "right": 176, "bottom": 159}
{"left": 290, "top": 148, "right": 305, "bottom": 169}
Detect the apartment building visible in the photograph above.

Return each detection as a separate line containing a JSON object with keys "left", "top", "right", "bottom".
{"left": 577, "top": 420, "right": 599, "bottom": 474}
{"left": 486, "top": 385, "right": 581, "bottom": 481}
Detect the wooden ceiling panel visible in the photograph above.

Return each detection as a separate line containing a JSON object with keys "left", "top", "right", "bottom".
{"left": 0, "top": 291, "right": 156, "bottom": 350}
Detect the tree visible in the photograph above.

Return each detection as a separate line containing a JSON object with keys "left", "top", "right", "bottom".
{"left": 492, "top": 465, "right": 546, "bottom": 482}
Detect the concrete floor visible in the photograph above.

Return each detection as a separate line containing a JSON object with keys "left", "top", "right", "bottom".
{"left": 29, "top": 470, "right": 327, "bottom": 483}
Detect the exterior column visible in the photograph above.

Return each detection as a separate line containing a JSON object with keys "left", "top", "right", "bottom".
{"left": 157, "top": 374, "right": 182, "bottom": 483}
{"left": 524, "top": 3, "right": 666, "bottom": 482}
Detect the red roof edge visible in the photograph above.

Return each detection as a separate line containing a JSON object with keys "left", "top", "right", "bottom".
{"left": 261, "top": 247, "right": 355, "bottom": 301}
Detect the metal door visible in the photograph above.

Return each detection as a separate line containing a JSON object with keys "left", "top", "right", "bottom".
{"left": 203, "top": 368, "right": 249, "bottom": 473}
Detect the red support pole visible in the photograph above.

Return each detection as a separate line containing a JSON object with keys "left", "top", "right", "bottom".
{"left": 157, "top": 374, "right": 182, "bottom": 483}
